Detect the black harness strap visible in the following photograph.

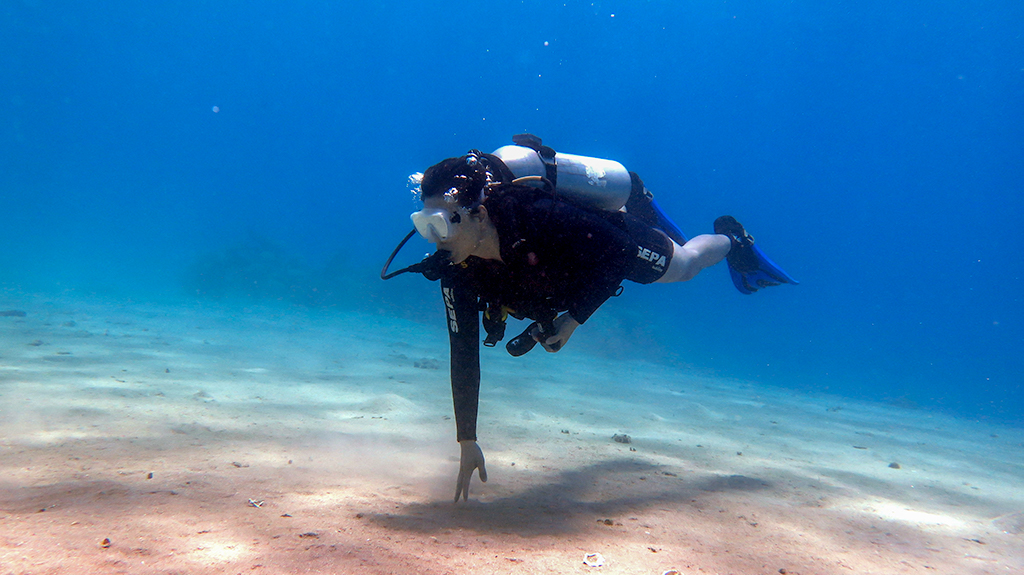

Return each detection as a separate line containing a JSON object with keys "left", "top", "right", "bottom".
{"left": 513, "top": 133, "right": 558, "bottom": 191}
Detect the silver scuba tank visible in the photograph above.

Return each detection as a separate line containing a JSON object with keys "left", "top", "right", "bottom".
{"left": 491, "top": 144, "right": 632, "bottom": 212}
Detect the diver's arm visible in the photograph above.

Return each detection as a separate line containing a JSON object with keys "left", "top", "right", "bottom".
{"left": 442, "top": 275, "right": 481, "bottom": 442}
{"left": 534, "top": 312, "right": 580, "bottom": 352}
{"left": 441, "top": 273, "right": 488, "bottom": 502}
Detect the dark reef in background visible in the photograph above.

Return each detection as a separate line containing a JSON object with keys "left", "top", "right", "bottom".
{"left": 183, "top": 234, "right": 437, "bottom": 319}
{"left": 185, "top": 233, "right": 347, "bottom": 306}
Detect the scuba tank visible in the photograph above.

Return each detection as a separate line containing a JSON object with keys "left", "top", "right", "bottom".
{"left": 491, "top": 134, "right": 632, "bottom": 213}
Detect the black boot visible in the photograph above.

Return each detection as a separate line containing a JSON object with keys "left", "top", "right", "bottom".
{"left": 714, "top": 215, "right": 757, "bottom": 273}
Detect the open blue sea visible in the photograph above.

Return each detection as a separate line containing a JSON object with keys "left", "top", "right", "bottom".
{"left": 2, "top": 0, "right": 1021, "bottom": 425}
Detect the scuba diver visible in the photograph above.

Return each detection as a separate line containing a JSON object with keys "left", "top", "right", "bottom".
{"left": 381, "top": 134, "right": 797, "bottom": 502}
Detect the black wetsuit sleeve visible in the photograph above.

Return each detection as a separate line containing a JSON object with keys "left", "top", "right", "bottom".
{"left": 441, "top": 271, "right": 481, "bottom": 442}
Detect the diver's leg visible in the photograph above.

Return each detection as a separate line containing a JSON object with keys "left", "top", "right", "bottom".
{"left": 656, "top": 234, "right": 730, "bottom": 283}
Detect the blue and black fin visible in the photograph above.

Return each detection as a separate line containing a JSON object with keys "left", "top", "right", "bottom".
{"left": 714, "top": 215, "right": 798, "bottom": 295}
{"left": 626, "top": 173, "right": 688, "bottom": 245}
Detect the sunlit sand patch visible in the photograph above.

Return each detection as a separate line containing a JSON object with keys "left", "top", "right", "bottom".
{"left": 846, "top": 498, "right": 969, "bottom": 530}
{"left": 28, "top": 429, "right": 110, "bottom": 443}
{"left": 286, "top": 489, "right": 363, "bottom": 509}
{"left": 729, "top": 398, "right": 766, "bottom": 408}
{"left": 187, "top": 539, "right": 252, "bottom": 563}
{"left": 0, "top": 364, "right": 47, "bottom": 374}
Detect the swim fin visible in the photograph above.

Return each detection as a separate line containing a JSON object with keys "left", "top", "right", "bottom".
{"left": 625, "top": 173, "right": 688, "bottom": 245}
{"left": 714, "top": 215, "right": 799, "bottom": 295}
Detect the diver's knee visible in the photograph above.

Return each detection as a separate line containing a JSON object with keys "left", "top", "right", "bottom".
{"left": 657, "top": 244, "right": 699, "bottom": 283}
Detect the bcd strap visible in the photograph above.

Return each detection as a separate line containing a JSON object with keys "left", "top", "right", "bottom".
{"left": 512, "top": 133, "right": 558, "bottom": 191}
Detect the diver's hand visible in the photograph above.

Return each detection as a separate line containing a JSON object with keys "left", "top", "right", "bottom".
{"left": 454, "top": 440, "right": 487, "bottom": 503}
{"left": 535, "top": 313, "right": 580, "bottom": 352}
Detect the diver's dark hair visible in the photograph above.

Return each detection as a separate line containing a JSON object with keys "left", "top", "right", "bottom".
{"left": 420, "top": 154, "right": 489, "bottom": 209}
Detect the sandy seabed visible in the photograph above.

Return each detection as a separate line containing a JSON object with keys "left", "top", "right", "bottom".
{"left": 1, "top": 293, "right": 1022, "bottom": 575}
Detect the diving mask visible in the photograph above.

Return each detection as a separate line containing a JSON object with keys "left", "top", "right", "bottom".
{"left": 410, "top": 208, "right": 463, "bottom": 243}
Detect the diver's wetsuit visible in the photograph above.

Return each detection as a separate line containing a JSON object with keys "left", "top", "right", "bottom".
{"left": 440, "top": 186, "right": 673, "bottom": 442}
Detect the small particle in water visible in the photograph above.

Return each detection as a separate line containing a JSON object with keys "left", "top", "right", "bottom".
{"left": 543, "top": 41, "right": 549, "bottom": 46}
{"left": 212, "top": 105, "right": 220, "bottom": 113}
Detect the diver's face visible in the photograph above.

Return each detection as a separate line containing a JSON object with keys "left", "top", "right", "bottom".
{"left": 418, "top": 196, "right": 479, "bottom": 264}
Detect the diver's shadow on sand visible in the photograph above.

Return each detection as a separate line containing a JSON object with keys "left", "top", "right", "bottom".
{"left": 371, "top": 458, "right": 772, "bottom": 536}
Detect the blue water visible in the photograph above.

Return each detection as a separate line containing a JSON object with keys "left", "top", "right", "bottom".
{"left": 2, "top": 1, "right": 1021, "bottom": 423}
